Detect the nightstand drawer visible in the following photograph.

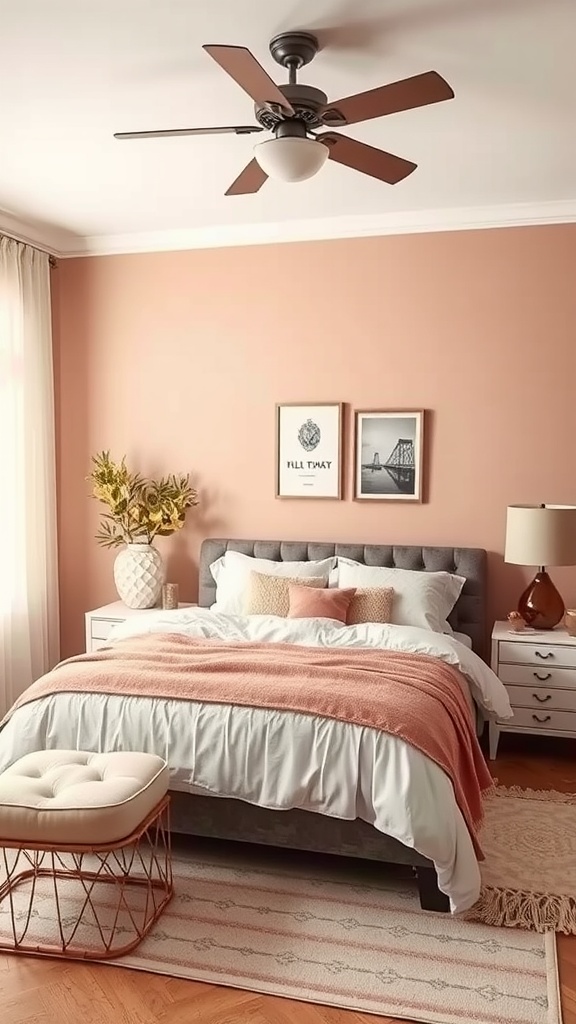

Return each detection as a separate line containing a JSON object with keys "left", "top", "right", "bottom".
{"left": 91, "top": 637, "right": 112, "bottom": 652}
{"left": 501, "top": 706, "right": 576, "bottom": 733}
{"left": 505, "top": 684, "right": 576, "bottom": 712}
{"left": 499, "top": 664, "right": 576, "bottom": 690}
{"left": 90, "top": 618, "right": 119, "bottom": 641}
{"left": 499, "top": 641, "right": 576, "bottom": 669}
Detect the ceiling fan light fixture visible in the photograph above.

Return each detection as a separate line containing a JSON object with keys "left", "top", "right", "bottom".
{"left": 253, "top": 136, "right": 328, "bottom": 182}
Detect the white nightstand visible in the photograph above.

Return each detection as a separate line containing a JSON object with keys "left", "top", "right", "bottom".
{"left": 489, "top": 620, "right": 576, "bottom": 758}
{"left": 85, "top": 601, "right": 196, "bottom": 653}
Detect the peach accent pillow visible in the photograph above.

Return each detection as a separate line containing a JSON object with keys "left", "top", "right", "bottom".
{"left": 244, "top": 571, "right": 327, "bottom": 617}
{"left": 288, "top": 585, "right": 357, "bottom": 624}
{"left": 347, "top": 587, "right": 395, "bottom": 626}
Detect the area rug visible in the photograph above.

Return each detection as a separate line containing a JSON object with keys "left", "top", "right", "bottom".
{"left": 0, "top": 833, "right": 560, "bottom": 1024}
{"left": 472, "top": 785, "right": 576, "bottom": 934}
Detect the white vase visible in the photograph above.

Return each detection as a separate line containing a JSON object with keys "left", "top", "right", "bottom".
{"left": 113, "top": 542, "right": 166, "bottom": 609}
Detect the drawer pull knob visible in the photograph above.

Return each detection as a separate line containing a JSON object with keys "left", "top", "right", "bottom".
{"left": 533, "top": 671, "right": 552, "bottom": 681}
{"left": 535, "top": 650, "right": 554, "bottom": 660}
{"left": 533, "top": 693, "right": 551, "bottom": 703}
{"left": 532, "top": 713, "right": 551, "bottom": 723}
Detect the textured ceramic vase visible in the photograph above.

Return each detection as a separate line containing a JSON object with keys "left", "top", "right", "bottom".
{"left": 113, "top": 542, "right": 166, "bottom": 609}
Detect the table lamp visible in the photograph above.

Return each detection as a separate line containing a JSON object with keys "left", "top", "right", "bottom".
{"left": 504, "top": 504, "right": 576, "bottom": 629}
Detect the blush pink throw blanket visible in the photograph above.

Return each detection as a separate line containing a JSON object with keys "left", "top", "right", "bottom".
{"left": 4, "top": 634, "right": 493, "bottom": 855}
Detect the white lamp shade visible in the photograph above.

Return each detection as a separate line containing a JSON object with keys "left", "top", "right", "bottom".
{"left": 254, "top": 137, "right": 329, "bottom": 183}
{"left": 504, "top": 504, "right": 576, "bottom": 567}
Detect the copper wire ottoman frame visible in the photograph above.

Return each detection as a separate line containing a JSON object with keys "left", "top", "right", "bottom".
{"left": 0, "top": 795, "right": 172, "bottom": 960}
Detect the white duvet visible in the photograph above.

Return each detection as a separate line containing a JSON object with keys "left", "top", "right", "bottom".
{"left": 0, "top": 609, "right": 511, "bottom": 913}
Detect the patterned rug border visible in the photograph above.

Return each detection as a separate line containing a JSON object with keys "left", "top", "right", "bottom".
{"left": 545, "top": 932, "right": 563, "bottom": 1024}
{"left": 469, "top": 784, "right": 576, "bottom": 935}
{"left": 114, "top": 934, "right": 562, "bottom": 1024}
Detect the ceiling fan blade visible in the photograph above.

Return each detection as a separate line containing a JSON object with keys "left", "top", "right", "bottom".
{"left": 203, "top": 45, "right": 294, "bottom": 116}
{"left": 319, "top": 133, "right": 416, "bottom": 184}
{"left": 225, "top": 158, "right": 268, "bottom": 196}
{"left": 114, "top": 125, "right": 263, "bottom": 140}
{"left": 321, "top": 71, "right": 454, "bottom": 127}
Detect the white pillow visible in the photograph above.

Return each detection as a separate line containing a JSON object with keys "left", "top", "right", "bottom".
{"left": 210, "top": 550, "right": 337, "bottom": 615}
{"left": 453, "top": 631, "right": 473, "bottom": 649}
{"left": 334, "top": 558, "right": 465, "bottom": 634}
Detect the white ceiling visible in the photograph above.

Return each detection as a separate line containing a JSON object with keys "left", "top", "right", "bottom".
{"left": 1, "top": 0, "right": 575, "bottom": 256}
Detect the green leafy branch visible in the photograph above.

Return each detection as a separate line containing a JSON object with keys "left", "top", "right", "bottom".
{"left": 88, "top": 451, "right": 199, "bottom": 548}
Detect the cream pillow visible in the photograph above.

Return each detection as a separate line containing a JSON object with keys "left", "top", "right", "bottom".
{"left": 347, "top": 587, "right": 394, "bottom": 626}
{"left": 210, "top": 550, "right": 336, "bottom": 614}
{"left": 244, "top": 571, "right": 327, "bottom": 617}
{"left": 335, "top": 559, "right": 465, "bottom": 634}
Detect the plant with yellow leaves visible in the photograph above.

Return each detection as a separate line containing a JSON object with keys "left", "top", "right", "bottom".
{"left": 88, "top": 450, "right": 198, "bottom": 548}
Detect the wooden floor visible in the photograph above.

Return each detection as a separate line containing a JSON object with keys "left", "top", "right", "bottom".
{"left": 1, "top": 732, "right": 575, "bottom": 1024}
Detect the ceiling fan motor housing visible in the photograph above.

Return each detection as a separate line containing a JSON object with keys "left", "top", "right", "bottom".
{"left": 255, "top": 31, "right": 327, "bottom": 130}
{"left": 255, "top": 84, "right": 328, "bottom": 130}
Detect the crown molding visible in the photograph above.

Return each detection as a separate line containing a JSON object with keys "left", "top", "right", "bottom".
{"left": 61, "top": 199, "right": 576, "bottom": 258}
{"left": 4, "top": 199, "right": 576, "bottom": 259}
{"left": 0, "top": 207, "right": 81, "bottom": 257}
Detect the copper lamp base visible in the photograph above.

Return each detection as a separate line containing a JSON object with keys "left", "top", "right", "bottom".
{"left": 518, "top": 570, "right": 565, "bottom": 630}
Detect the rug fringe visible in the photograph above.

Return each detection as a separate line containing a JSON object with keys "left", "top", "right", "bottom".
{"left": 469, "top": 885, "right": 576, "bottom": 934}
{"left": 492, "top": 783, "right": 576, "bottom": 804}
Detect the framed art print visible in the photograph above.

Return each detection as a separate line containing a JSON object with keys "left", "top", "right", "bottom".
{"left": 276, "top": 403, "right": 343, "bottom": 499}
{"left": 354, "top": 409, "right": 424, "bottom": 502}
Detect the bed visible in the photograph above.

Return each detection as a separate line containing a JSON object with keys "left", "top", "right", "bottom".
{"left": 0, "top": 538, "right": 509, "bottom": 914}
{"left": 177, "top": 539, "right": 489, "bottom": 913}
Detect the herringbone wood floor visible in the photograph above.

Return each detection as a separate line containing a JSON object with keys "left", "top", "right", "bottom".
{"left": 1, "top": 733, "right": 575, "bottom": 1024}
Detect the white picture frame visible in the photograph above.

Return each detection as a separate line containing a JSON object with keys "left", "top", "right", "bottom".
{"left": 276, "top": 403, "right": 343, "bottom": 500}
{"left": 354, "top": 409, "right": 424, "bottom": 502}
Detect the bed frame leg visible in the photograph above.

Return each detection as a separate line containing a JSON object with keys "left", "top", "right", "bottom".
{"left": 414, "top": 866, "right": 450, "bottom": 912}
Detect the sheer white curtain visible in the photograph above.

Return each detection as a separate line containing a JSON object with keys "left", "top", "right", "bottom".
{"left": 0, "top": 235, "right": 59, "bottom": 716}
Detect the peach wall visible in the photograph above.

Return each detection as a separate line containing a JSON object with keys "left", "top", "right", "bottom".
{"left": 53, "top": 225, "right": 576, "bottom": 657}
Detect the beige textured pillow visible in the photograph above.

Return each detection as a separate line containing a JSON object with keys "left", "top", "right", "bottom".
{"left": 346, "top": 587, "right": 395, "bottom": 626}
{"left": 244, "top": 571, "right": 327, "bottom": 617}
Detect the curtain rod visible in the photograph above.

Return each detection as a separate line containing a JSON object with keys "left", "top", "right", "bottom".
{"left": 0, "top": 230, "right": 57, "bottom": 267}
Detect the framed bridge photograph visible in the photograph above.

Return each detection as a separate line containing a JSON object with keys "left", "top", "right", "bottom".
{"left": 354, "top": 409, "right": 424, "bottom": 502}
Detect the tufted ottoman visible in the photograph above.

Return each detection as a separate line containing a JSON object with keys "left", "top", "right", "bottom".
{"left": 0, "top": 750, "right": 173, "bottom": 959}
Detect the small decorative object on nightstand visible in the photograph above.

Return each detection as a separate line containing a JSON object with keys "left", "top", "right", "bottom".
{"left": 507, "top": 611, "right": 526, "bottom": 632}
{"left": 566, "top": 609, "right": 576, "bottom": 637}
{"left": 489, "top": 620, "right": 576, "bottom": 758}
{"left": 162, "top": 583, "right": 179, "bottom": 610}
{"left": 85, "top": 601, "right": 196, "bottom": 653}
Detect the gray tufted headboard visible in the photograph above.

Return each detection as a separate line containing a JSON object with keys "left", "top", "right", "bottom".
{"left": 198, "top": 539, "right": 487, "bottom": 659}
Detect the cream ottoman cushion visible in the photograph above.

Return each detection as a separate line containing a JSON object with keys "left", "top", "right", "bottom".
{"left": 0, "top": 750, "right": 169, "bottom": 845}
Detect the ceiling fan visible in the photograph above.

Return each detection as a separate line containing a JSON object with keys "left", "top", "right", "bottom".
{"left": 114, "top": 32, "right": 454, "bottom": 196}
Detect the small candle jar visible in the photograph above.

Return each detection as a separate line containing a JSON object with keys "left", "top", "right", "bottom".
{"left": 507, "top": 611, "right": 526, "bottom": 632}
{"left": 161, "top": 583, "right": 179, "bottom": 610}
{"left": 565, "top": 609, "right": 576, "bottom": 637}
